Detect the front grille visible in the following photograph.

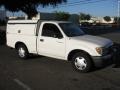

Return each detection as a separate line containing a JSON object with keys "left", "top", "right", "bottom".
{"left": 107, "top": 45, "right": 117, "bottom": 54}
{"left": 103, "top": 45, "right": 115, "bottom": 56}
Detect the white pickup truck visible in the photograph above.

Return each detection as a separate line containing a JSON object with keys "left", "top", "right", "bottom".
{"left": 6, "top": 20, "right": 115, "bottom": 72}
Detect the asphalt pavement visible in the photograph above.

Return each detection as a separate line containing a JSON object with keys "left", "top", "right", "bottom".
{"left": 0, "top": 29, "right": 120, "bottom": 90}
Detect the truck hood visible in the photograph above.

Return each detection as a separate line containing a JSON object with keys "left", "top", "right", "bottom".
{"left": 70, "top": 35, "right": 113, "bottom": 47}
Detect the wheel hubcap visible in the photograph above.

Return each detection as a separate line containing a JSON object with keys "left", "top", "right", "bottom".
{"left": 18, "top": 47, "right": 25, "bottom": 58}
{"left": 74, "top": 57, "right": 87, "bottom": 70}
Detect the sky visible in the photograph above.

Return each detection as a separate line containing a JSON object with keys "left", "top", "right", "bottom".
{"left": 7, "top": 0, "right": 119, "bottom": 17}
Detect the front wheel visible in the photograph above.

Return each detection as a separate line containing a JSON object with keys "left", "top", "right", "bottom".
{"left": 72, "top": 52, "right": 93, "bottom": 73}
{"left": 17, "top": 44, "right": 29, "bottom": 59}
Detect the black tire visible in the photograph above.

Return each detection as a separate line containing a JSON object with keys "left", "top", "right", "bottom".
{"left": 72, "top": 52, "right": 93, "bottom": 73}
{"left": 16, "top": 44, "right": 29, "bottom": 59}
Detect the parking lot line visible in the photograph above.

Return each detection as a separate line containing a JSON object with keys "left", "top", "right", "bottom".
{"left": 13, "top": 78, "right": 31, "bottom": 90}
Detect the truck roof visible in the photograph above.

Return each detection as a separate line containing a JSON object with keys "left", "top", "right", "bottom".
{"left": 8, "top": 20, "right": 38, "bottom": 24}
{"left": 7, "top": 20, "right": 71, "bottom": 24}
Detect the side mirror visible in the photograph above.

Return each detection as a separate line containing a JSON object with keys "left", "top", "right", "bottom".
{"left": 57, "top": 34, "right": 63, "bottom": 39}
{"left": 53, "top": 34, "right": 63, "bottom": 39}
{"left": 57, "top": 36, "right": 63, "bottom": 39}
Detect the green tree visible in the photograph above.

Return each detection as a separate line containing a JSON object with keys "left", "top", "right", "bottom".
{"left": 103, "top": 16, "right": 111, "bottom": 22}
{"left": 0, "top": 0, "right": 66, "bottom": 19}
{"left": 114, "top": 17, "right": 120, "bottom": 23}
{"left": 54, "top": 11, "right": 70, "bottom": 21}
{"left": 79, "top": 13, "right": 86, "bottom": 20}
{"left": 86, "top": 14, "right": 91, "bottom": 20}
{"left": 79, "top": 13, "right": 91, "bottom": 21}
{"left": 68, "top": 14, "right": 79, "bottom": 24}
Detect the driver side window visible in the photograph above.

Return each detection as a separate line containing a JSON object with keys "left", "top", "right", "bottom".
{"left": 42, "top": 23, "right": 63, "bottom": 38}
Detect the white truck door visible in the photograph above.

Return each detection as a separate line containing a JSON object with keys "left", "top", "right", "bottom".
{"left": 37, "top": 23, "right": 66, "bottom": 58}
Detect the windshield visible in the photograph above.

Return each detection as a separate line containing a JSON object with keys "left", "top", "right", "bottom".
{"left": 59, "top": 23, "right": 85, "bottom": 37}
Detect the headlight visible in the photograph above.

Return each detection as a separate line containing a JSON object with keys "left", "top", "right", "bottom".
{"left": 96, "top": 47, "right": 103, "bottom": 55}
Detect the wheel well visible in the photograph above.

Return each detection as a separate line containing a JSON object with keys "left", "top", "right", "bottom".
{"left": 67, "top": 49, "right": 92, "bottom": 61}
{"left": 15, "top": 42, "right": 27, "bottom": 49}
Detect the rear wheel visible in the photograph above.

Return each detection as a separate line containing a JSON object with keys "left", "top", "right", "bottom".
{"left": 72, "top": 52, "right": 93, "bottom": 73}
{"left": 16, "top": 44, "right": 29, "bottom": 59}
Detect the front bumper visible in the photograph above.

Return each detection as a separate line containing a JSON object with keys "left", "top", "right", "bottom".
{"left": 92, "top": 54, "right": 113, "bottom": 67}
{"left": 92, "top": 47, "right": 117, "bottom": 67}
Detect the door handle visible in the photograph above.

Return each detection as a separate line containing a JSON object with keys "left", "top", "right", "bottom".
{"left": 18, "top": 30, "right": 21, "bottom": 33}
{"left": 40, "top": 39, "right": 44, "bottom": 42}
{"left": 56, "top": 41, "right": 63, "bottom": 43}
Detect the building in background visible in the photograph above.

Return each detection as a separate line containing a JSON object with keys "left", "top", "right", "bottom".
{"left": 80, "top": 17, "right": 114, "bottom": 24}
